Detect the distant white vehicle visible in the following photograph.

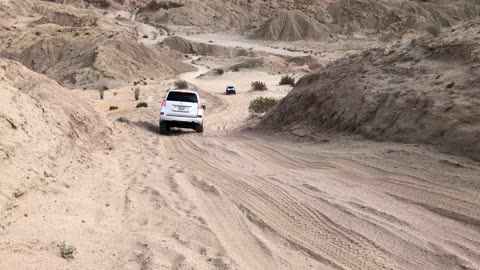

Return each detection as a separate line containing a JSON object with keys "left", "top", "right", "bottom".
{"left": 159, "top": 89, "right": 205, "bottom": 134}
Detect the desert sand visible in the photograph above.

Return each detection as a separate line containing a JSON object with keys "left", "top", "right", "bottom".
{"left": 1, "top": 0, "right": 480, "bottom": 269}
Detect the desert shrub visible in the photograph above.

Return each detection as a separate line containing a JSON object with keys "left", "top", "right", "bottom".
{"left": 279, "top": 75, "right": 295, "bottom": 86}
{"left": 251, "top": 81, "right": 267, "bottom": 91}
{"left": 142, "top": 81, "right": 147, "bottom": 85}
{"left": 249, "top": 97, "right": 278, "bottom": 114}
{"left": 136, "top": 102, "right": 148, "bottom": 108}
{"left": 426, "top": 23, "right": 441, "bottom": 37}
{"left": 109, "top": 106, "right": 118, "bottom": 111}
{"left": 215, "top": 68, "right": 224, "bottom": 75}
{"left": 174, "top": 80, "right": 188, "bottom": 89}
{"left": 57, "top": 242, "right": 76, "bottom": 260}
{"left": 232, "top": 66, "right": 240, "bottom": 72}
{"left": 134, "top": 87, "right": 140, "bottom": 100}
{"left": 35, "top": 31, "right": 41, "bottom": 36}
{"left": 142, "top": 35, "right": 149, "bottom": 38}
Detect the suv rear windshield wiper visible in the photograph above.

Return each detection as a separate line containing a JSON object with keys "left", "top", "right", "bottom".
{"left": 167, "top": 92, "right": 198, "bottom": 103}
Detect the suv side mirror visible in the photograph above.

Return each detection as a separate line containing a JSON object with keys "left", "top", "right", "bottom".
{"left": 201, "top": 105, "right": 206, "bottom": 110}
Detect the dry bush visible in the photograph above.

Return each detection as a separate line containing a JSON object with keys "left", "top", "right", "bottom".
{"left": 134, "top": 87, "right": 140, "bottom": 100}
{"left": 251, "top": 81, "right": 267, "bottom": 91}
{"left": 249, "top": 97, "right": 278, "bottom": 113}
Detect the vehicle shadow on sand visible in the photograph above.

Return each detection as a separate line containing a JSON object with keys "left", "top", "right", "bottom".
{"left": 133, "top": 121, "right": 195, "bottom": 136}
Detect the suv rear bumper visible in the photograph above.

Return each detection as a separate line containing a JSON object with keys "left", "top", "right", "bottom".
{"left": 160, "top": 115, "right": 203, "bottom": 125}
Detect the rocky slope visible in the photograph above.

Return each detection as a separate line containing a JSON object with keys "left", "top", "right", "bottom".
{"left": 0, "top": 0, "right": 194, "bottom": 88}
{"left": 56, "top": 0, "right": 480, "bottom": 40}
{"left": 260, "top": 20, "right": 480, "bottom": 161}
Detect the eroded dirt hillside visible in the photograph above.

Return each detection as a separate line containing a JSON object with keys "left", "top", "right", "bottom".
{"left": 0, "top": 58, "right": 112, "bottom": 216}
{"left": 260, "top": 20, "right": 480, "bottom": 161}
{"left": 0, "top": 0, "right": 194, "bottom": 88}
{"left": 58, "top": 0, "right": 480, "bottom": 39}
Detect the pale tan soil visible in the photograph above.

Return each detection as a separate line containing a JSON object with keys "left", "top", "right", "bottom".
{"left": 260, "top": 19, "right": 480, "bottom": 162}
{"left": 1, "top": 1, "right": 480, "bottom": 269}
{"left": 2, "top": 56, "right": 480, "bottom": 269}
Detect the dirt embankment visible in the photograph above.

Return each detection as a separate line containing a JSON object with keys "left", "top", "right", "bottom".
{"left": 42, "top": 0, "right": 480, "bottom": 40}
{"left": 0, "top": 1, "right": 194, "bottom": 88}
{"left": 0, "top": 58, "right": 112, "bottom": 212}
{"left": 250, "top": 10, "right": 332, "bottom": 41}
{"left": 260, "top": 20, "right": 480, "bottom": 161}
{"left": 161, "top": 36, "right": 257, "bottom": 58}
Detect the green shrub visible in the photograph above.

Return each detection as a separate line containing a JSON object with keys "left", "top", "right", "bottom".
{"left": 279, "top": 75, "right": 295, "bottom": 86}
{"left": 251, "top": 81, "right": 267, "bottom": 91}
{"left": 136, "top": 102, "right": 148, "bottom": 108}
{"left": 109, "top": 106, "right": 118, "bottom": 111}
{"left": 426, "top": 23, "right": 441, "bottom": 37}
{"left": 174, "top": 80, "right": 188, "bottom": 89}
{"left": 249, "top": 97, "right": 278, "bottom": 114}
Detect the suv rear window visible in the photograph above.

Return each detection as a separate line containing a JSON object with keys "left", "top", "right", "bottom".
{"left": 167, "top": 91, "right": 198, "bottom": 103}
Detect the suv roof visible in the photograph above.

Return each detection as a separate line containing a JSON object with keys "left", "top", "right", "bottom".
{"left": 168, "top": 89, "right": 198, "bottom": 94}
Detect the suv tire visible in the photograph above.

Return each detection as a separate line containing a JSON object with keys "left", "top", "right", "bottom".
{"left": 196, "top": 123, "right": 204, "bottom": 133}
{"left": 159, "top": 121, "right": 168, "bottom": 134}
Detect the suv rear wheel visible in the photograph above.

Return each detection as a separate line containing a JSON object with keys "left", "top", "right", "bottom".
{"left": 195, "top": 123, "right": 204, "bottom": 133}
{"left": 159, "top": 121, "right": 168, "bottom": 134}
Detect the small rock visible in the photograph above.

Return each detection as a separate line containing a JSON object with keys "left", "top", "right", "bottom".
{"left": 44, "top": 170, "right": 53, "bottom": 178}
{"left": 446, "top": 82, "right": 455, "bottom": 88}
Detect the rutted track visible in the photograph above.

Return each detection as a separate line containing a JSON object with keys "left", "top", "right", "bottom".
{"left": 119, "top": 63, "right": 480, "bottom": 269}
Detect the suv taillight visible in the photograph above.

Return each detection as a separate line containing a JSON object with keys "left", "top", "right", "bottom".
{"left": 162, "top": 100, "right": 166, "bottom": 107}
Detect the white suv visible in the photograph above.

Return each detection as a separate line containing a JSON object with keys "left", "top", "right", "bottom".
{"left": 159, "top": 89, "right": 205, "bottom": 134}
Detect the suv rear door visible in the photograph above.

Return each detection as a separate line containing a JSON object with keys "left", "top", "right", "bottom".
{"left": 164, "top": 91, "right": 199, "bottom": 118}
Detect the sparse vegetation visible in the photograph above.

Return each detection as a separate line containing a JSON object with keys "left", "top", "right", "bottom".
{"left": 279, "top": 75, "right": 295, "bottom": 86}
{"left": 251, "top": 81, "right": 267, "bottom": 91}
{"left": 57, "top": 242, "right": 76, "bottom": 260}
{"left": 134, "top": 87, "right": 140, "bottom": 100}
{"left": 249, "top": 97, "right": 278, "bottom": 114}
{"left": 426, "top": 23, "right": 442, "bottom": 37}
{"left": 175, "top": 80, "right": 188, "bottom": 89}
{"left": 232, "top": 66, "right": 240, "bottom": 72}
{"left": 143, "top": 34, "right": 149, "bottom": 39}
{"left": 215, "top": 68, "right": 224, "bottom": 75}
{"left": 109, "top": 106, "right": 118, "bottom": 111}
{"left": 136, "top": 102, "right": 148, "bottom": 108}
{"left": 133, "top": 81, "right": 140, "bottom": 86}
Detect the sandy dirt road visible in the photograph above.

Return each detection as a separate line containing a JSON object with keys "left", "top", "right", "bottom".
{"left": 2, "top": 63, "right": 480, "bottom": 270}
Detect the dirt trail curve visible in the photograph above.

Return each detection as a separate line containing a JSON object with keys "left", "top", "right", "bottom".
{"left": 2, "top": 62, "right": 480, "bottom": 269}
{"left": 113, "top": 64, "right": 480, "bottom": 269}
